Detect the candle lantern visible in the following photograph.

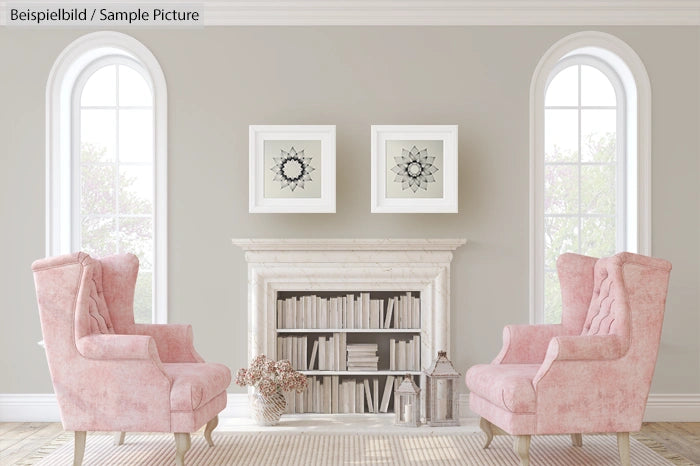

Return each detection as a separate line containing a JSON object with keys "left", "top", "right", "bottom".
{"left": 394, "top": 374, "right": 420, "bottom": 427}
{"left": 425, "top": 350, "right": 460, "bottom": 426}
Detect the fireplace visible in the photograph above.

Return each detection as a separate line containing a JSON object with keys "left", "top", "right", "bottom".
{"left": 233, "top": 238, "right": 465, "bottom": 366}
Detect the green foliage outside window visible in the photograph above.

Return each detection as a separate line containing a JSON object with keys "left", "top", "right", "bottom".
{"left": 544, "top": 132, "right": 617, "bottom": 323}
{"left": 80, "top": 143, "right": 153, "bottom": 323}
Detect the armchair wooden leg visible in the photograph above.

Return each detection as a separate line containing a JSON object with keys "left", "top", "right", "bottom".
{"left": 204, "top": 415, "right": 219, "bottom": 447}
{"left": 617, "top": 432, "right": 631, "bottom": 466}
{"left": 73, "top": 431, "right": 86, "bottom": 466}
{"left": 479, "top": 417, "right": 494, "bottom": 449}
{"left": 114, "top": 432, "right": 126, "bottom": 446}
{"left": 513, "top": 435, "right": 531, "bottom": 466}
{"left": 571, "top": 433, "right": 583, "bottom": 447}
{"left": 174, "top": 432, "right": 191, "bottom": 466}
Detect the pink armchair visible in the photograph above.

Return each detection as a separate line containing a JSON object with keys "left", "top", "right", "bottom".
{"left": 32, "top": 252, "right": 231, "bottom": 466}
{"left": 465, "top": 252, "right": 671, "bottom": 466}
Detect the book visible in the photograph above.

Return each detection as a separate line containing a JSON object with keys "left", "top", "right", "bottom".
{"left": 315, "top": 378, "right": 322, "bottom": 413}
{"left": 384, "top": 298, "right": 395, "bottom": 329}
{"left": 331, "top": 375, "right": 339, "bottom": 414}
{"left": 277, "top": 300, "right": 284, "bottom": 329}
{"left": 412, "top": 296, "right": 420, "bottom": 330}
{"left": 362, "top": 293, "right": 371, "bottom": 329}
{"left": 380, "top": 375, "right": 395, "bottom": 413}
{"left": 304, "top": 296, "right": 312, "bottom": 329}
{"left": 405, "top": 292, "right": 412, "bottom": 328}
{"left": 333, "top": 332, "right": 340, "bottom": 371}
{"left": 356, "top": 381, "right": 364, "bottom": 414}
{"left": 379, "top": 299, "right": 384, "bottom": 329}
{"left": 348, "top": 379, "right": 356, "bottom": 413}
{"left": 302, "top": 335, "right": 308, "bottom": 370}
{"left": 323, "top": 376, "right": 332, "bottom": 414}
{"left": 389, "top": 338, "right": 396, "bottom": 370}
{"left": 340, "top": 333, "right": 347, "bottom": 371}
{"left": 373, "top": 378, "right": 379, "bottom": 414}
{"left": 364, "top": 379, "right": 373, "bottom": 413}
{"left": 347, "top": 294, "right": 355, "bottom": 328}
{"left": 369, "top": 299, "right": 379, "bottom": 329}
{"left": 326, "top": 337, "right": 332, "bottom": 371}
{"left": 398, "top": 340, "right": 406, "bottom": 370}
{"left": 309, "top": 340, "right": 319, "bottom": 370}
{"left": 319, "top": 336, "right": 326, "bottom": 370}
{"left": 330, "top": 298, "right": 337, "bottom": 328}
{"left": 413, "top": 335, "right": 420, "bottom": 370}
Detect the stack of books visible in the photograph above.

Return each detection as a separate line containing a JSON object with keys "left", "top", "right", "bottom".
{"left": 346, "top": 343, "right": 379, "bottom": 371}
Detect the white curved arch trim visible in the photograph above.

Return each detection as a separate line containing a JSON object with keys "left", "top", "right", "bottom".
{"left": 46, "top": 31, "right": 168, "bottom": 323}
{"left": 529, "top": 31, "right": 651, "bottom": 323}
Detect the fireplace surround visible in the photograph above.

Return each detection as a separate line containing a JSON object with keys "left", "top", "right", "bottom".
{"left": 232, "top": 239, "right": 466, "bottom": 371}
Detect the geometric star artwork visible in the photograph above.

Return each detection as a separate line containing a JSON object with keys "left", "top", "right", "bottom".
{"left": 390, "top": 145, "right": 439, "bottom": 192}
{"left": 270, "top": 147, "right": 315, "bottom": 191}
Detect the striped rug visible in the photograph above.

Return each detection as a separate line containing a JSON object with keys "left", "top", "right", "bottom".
{"left": 35, "top": 432, "right": 672, "bottom": 465}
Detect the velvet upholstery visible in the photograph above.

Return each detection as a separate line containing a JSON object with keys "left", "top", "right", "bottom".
{"left": 466, "top": 252, "right": 671, "bottom": 437}
{"left": 32, "top": 252, "right": 231, "bottom": 434}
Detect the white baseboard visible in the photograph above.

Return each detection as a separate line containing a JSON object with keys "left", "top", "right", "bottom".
{"left": 2, "top": 392, "right": 700, "bottom": 423}
{"left": 0, "top": 394, "right": 62, "bottom": 422}
{"left": 643, "top": 394, "right": 700, "bottom": 422}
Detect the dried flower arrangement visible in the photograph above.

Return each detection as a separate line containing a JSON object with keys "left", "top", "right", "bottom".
{"left": 235, "top": 354, "right": 308, "bottom": 397}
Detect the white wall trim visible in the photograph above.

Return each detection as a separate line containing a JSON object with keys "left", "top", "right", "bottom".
{"left": 0, "top": 394, "right": 62, "bottom": 422}
{"left": 45, "top": 31, "right": 168, "bottom": 324}
{"left": 3, "top": 392, "right": 699, "bottom": 422}
{"left": 2, "top": 1, "right": 700, "bottom": 26}
{"left": 529, "top": 31, "right": 652, "bottom": 323}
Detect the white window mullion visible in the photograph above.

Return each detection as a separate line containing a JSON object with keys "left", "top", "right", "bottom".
{"left": 577, "top": 64, "right": 583, "bottom": 254}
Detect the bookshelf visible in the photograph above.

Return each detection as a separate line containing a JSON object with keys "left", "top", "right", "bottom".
{"left": 276, "top": 291, "right": 421, "bottom": 415}
{"left": 233, "top": 238, "right": 467, "bottom": 421}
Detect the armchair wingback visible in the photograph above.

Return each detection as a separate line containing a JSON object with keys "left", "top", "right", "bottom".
{"left": 465, "top": 252, "right": 672, "bottom": 466}
{"left": 32, "top": 252, "right": 231, "bottom": 466}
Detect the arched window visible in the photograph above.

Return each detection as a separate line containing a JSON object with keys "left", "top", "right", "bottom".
{"left": 531, "top": 31, "right": 651, "bottom": 323}
{"left": 47, "top": 32, "right": 167, "bottom": 323}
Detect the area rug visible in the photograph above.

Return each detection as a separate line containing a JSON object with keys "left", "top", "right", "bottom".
{"left": 35, "top": 432, "right": 673, "bottom": 465}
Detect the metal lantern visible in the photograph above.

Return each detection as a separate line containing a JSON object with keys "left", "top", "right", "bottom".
{"left": 425, "top": 350, "right": 460, "bottom": 426}
{"left": 394, "top": 374, "right": 421, "bottom": 427}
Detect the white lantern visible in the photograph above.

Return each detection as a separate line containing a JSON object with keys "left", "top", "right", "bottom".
{"left": 394, "top": 374, "right": 421, "bottom": 427}
{"left": 425, "top": 350, "right": 460, "bottom": 426}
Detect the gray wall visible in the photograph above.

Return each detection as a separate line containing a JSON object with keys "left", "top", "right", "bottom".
{"left": 1, "top": 26, "right": 697, "bottom": 395}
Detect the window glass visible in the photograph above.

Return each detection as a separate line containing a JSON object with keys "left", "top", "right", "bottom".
{"left": 543, "top": 61, "right": 621, "bottom": 323}
{"left": 79, "top": 62, "right": 154, "bottom": 324}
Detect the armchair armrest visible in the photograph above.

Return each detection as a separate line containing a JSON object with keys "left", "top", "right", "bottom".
{"left": 77, "top": 334, "right": 161, "bottom": 361}
{"left": 133, "top": 323, "right": 204, "bottom": 363}
{"left": 545, "top": 334, "right": 625, "bottom": 362}
{"left": 533, "top": 334, "right": 625, "bottom": 387}
{"left": 493, "top": 324, "right": 564, "bottom": 364}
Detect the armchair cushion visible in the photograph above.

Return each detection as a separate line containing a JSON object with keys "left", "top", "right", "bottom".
{"left": 164, "top": 362, "right": 232, "bottom": 412}
{"left": 465, "top": 364, "right": 539, "bottom": 414}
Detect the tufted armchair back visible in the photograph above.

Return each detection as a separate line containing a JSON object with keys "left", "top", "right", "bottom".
{"left": 581, "top": 254, "right": 631, "bottom": 341}
{"left": 75, "top": 254, "right": 116, "bottom": 338}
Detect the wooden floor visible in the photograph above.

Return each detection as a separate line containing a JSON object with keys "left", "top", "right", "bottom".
{"left": 0, "top": 422, "right": 698, "bottom": 465}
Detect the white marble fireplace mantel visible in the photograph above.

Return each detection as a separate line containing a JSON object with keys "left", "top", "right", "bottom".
{"left": 232, "top": 238, "right": 467, "bottom": 367}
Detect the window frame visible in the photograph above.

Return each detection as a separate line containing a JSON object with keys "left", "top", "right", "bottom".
{"left": 46, "top": 31, "right": 168, "bottom": 324}
{"left": 530, "top": 31, "right": 652, "bottom": 324}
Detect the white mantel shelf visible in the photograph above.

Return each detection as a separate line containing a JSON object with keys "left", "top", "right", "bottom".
{"left": 233, "top": 238, "right": 467, "bottom": 368}
{"left": 232, "top": 238, "right": 466, "bottom": 251}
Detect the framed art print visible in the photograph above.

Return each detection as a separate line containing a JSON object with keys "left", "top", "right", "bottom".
{"left": 249, "top": 125, "right": 336, "bottom": 213}
{"left": 371, "top": 125, "right": 458, "bottom": 213}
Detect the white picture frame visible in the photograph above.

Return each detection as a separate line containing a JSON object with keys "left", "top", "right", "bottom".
{"left": 249, "top": 125, "right": 336, "bottom": 213}
{"left": 371, "top": 125, "right": 458, "bottom": 213}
